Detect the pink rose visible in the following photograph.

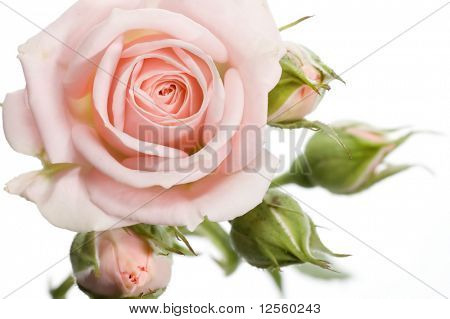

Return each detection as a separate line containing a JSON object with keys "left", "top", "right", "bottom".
{"left": 3, "top": 0, "right": 284, "bottom": 231}
{"left": 74, "top": 229, "right": 172, "bottom": 298}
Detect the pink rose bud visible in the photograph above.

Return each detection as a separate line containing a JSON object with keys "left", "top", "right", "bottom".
{"left": 268, "top": 42, "right": 343, "bottom": 124}
{"left": 71, "top": 229, "right": 172, "bottom": 299}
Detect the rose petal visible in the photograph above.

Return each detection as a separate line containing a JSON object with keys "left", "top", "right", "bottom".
{"left": 144, "top": 255, "right": 172, "bottom": 292}
{"left": 2, "top": 89, "right": 43, "bottom": 156}
{"left": 5, "top": 168, "right": 135, "bottom": 232}
{"left": 64, "top": 7, "right": 228, "bottom": 98}
{"left": 17, "top": 0, "right": 143, "bottom": 163}
{"left": 86, "top": 149, "right": 277, "bottom": 230}
{"left": 78, "top": 239, "right": 123, "bottom": 297}
{"left": 79, "top": 8, "right": 227, "bottom": 64}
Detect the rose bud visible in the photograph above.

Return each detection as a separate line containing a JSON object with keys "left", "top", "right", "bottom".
{"left": 70, "top": 229, "right": 172, "bottom": 299}
{"left": 272, "top": 122, "right": 414, "bottom": 194}
{"left": 268, "top": 42, "right": 343, "bottom": 124}
{"left": 230, "top": 189, "right": 347, "bottom": 270}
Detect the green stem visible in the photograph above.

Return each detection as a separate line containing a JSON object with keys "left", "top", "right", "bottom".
{"left": 272, "top": 155, "right": 315, "bottom": 189}
{"left": 195, "top": 220, "right": 240, "bottom": 276}
{"left": 50, "top": 275, "right": 75, "bottom": 299}
{"left": 270, "top": 173, "right": 297, "bottom": 188}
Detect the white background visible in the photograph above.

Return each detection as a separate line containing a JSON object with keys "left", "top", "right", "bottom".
{"left": 0, "top": 0, "right": 449, "bottom": 301}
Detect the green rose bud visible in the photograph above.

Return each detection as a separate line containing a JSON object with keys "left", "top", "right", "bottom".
{"left": 230, "top": 189, "right": 347, "bottom": 270}
{"left": 268, "top": 42, "right": 343, "bottom": 125}
{"left": 272, "top": 122, "right": 414, "bottom": 194}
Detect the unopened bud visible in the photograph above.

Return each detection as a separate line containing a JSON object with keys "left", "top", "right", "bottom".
{"left": 230, "top": 189, "right": 347, "bottom": 270}
{"left": 70, "top": 229, "right": 172, "bottom": 299}
{"left": 273, "top": 122, "right": 414, "bottom": 194}
{"left": 268, "top": 42, "right": 343, "bottom": 124}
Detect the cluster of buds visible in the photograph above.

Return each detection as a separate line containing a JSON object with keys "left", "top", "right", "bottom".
{"left": 59, "top": 42, "right": 416, "bottom": 299}
{"left": 272, "top": 122, "right": 414, "bottom": 194}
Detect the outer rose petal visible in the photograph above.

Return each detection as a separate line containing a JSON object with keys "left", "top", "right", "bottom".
{"left": 144, "top": 255, "right": 172, "bottom": 292}
{"left": 64, "top": 7, "right": 228, "bottom": 97}
{"left": 74, "top": 8, "right": 227, "bottom": 63}
{"left": 267, "top": 86, "right": 321, "bottom": 123}
{"left": 77, "top": 239, "right": 123, "bottom": 297}
{"left": 85, "top": 150, "right": 278, "bottom": 230}
{"left": 156, "top": 0, "right": 285, "bottom": 173}
{"left": 156, "top": 0, "right": 281, "bottom": 71}
{"left": 2, "top": 89, "right": 43, "bottom": 156}
{"left": 5, "top": 168, "right": 135, "bottom": 232}
{"left": 17, "top": 0, "right": 142, "bottom": 163}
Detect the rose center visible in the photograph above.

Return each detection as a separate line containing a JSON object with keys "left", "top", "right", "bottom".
{"left": 158, "top": 84, "right": 176, "bottom": 97}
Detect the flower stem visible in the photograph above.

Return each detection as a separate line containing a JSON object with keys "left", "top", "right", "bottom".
{"left": 270, "top": 173, "right": 297, "bottom": 188}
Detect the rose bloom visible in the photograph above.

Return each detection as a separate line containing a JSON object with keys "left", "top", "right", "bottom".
{"left": 74, "top": 229, "right": 172, "bottom": 298}
{"left": 3, "top": 0, "right": 284, "bottom": 231}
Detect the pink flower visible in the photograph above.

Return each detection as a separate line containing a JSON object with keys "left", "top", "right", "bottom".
{"left": 3, "top": 0, "right": 284, "bottom": 231}
{"left": 74, "top": 229, "right": 171, "bottom": 298}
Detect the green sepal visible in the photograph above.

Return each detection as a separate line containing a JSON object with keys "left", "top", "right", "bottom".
{"left": 189, "top": 219, "right": 240, "bottom": 276}
{"left": 295, "top": 264, "right": 350, "bottom": 281}
{"left": 41, "top": 163, "right": 78, "bottom": 178}
{"left": 128, "top": 224, "right": 196, "bottom": 256}
{"left": 279, "top": 16, "right": 313, "bottom": 32}
{"left": 169, "top": 227, "right": 197, "bottom": 256}
{"left": 79, "top": 285, "right": 165, "bottom": 299}
{"left": 268, "top": 75, "right": 307, "bottom": 117}
{"left": 358, "top": 164, "right": 412, "bottom": 192}
{"left": 123, "top": 289, "right": 166, "bottom": 299}
{"left": 50, "top": 275, "right": 75, "bottom": 299}
{"left": 70, "top": 232, "right": 99, "bottom": 275}
{"left": 392, "top": 131, "right": 420, "bottom": 147}
{"left": 267, "top": 268, "right": 284, "bottom": 294}
{"left": 270, "top": 119, "right": 350, "bottom": 158}
{"left": 300, "top": 45, "right": 345, "bottom": 84}
{"left": 279, "top": 56, "right": 322, "bottom": 94}
{"left": 37, "top": 151, "right": 78, "bottom": 177}
{"left": 309, "top": 218, "right": 351, "bottom": 258}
